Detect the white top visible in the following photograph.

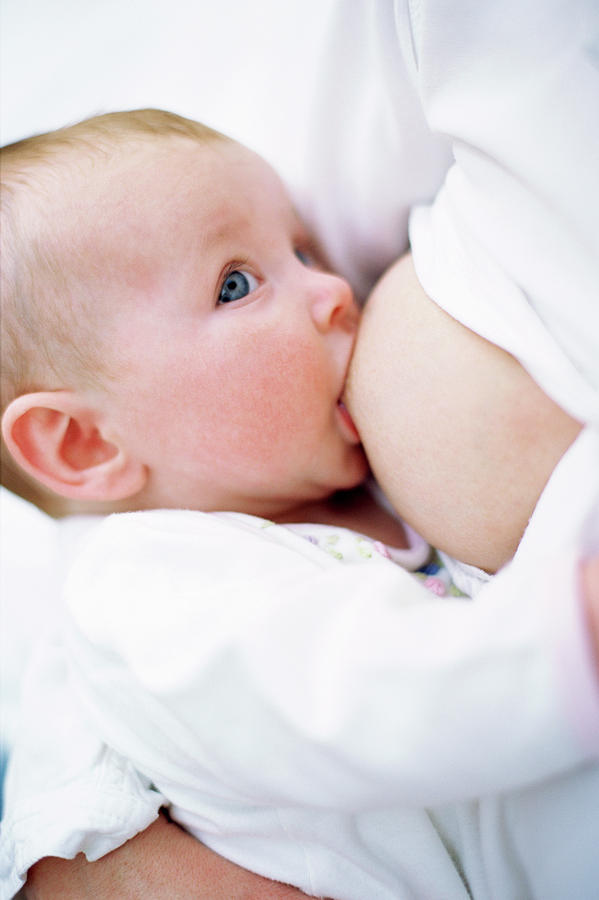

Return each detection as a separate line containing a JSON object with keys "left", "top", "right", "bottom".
{"left": 1, "top": 430, "right": 598, "bottom": 900}
{"left": 2, "top": 1, "right": 599, "bottom": 896}
{"left": 302, "top": 0, "right": 599, "bottom": 425}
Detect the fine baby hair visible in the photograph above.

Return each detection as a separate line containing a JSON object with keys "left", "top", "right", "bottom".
{"left": 0, "top": 110, "right": 231, "bottom": 516}
{"left": 1, "top": 108, "right": 366, "bottom": 521}
{"left": 1, "top": 109, "right": 226, "bottom": 401}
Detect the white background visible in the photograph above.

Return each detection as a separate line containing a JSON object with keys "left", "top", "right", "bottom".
{"left": 0, "top": 0, "right": 336, "bottom": 193}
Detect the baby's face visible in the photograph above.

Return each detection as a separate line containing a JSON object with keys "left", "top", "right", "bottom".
{"left": 87, "top": 138, "right": 368, "bottom": 515}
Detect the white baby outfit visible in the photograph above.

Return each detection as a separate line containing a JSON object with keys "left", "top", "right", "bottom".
{"left": 1, "top": 428, "right": 599, "bottom": 900}
{"left": 2, "top": 1, "right": 599, "bottom": 897}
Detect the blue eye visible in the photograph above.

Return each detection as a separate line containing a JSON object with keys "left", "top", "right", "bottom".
{"left": 295, "top": 248, "right": 312, "bottom": 266}
{"left": 218, "top": 269, "right": 258, "bottom": 304}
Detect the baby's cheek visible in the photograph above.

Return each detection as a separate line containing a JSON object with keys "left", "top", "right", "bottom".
{"left": 220, "top": 338, "right": 323, "bottom": 458}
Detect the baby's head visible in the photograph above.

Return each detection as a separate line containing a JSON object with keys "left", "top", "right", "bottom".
{"left": 1, "top": 109, "right": 367, "bottom": 519}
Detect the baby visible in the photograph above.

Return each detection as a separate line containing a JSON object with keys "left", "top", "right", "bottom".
{"left": 1, "top": 110, "right": 598, "bottom": 900}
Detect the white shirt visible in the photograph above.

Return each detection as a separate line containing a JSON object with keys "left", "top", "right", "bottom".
{"left": 2, "top": 1, "right": 599, "bottom": 896}
{"left": 302, "top": 0, "right": 599, "bottom": 425}
{"left": 1, "top": 430, "right": 598, "bottom": 900}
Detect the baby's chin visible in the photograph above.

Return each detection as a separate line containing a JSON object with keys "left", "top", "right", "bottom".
{"left": 341, "top": 445, "right": 370, "bottom": 491}
{"left": 314, "top": 447, "right": 370, "bottom": 501}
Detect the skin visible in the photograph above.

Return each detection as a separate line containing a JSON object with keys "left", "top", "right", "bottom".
{"left": 53, "top": 139, "right": 368, "bottom": 517}
{"left": 10, "top": 137, "right": 592, "bottom": 898}
{"left": 24, "top": 253, "right": 593, "bottom": 900}
{"left": 345, "top": 253, "right": 582, "bottom": 573}
{"left": 5, "top": 134, "right": 404, "bottom": 898}
{"left": 584, "top": 557, "right": 599, "bottom": 674}
{"left": 25, "top": 813, "right": 308, "bottom": 900}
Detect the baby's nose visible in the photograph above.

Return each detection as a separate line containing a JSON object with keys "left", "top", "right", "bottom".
{"left": 309, "top": 272, "right": 358, "bottom": 333}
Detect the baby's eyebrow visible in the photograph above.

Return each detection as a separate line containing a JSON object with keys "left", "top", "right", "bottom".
{"left": 290, "top": 207, "right": 310, "bottom": 235}
{"left": 200, "top": 220, "right": 230, "bottom": 250}
{"left": 200, "top": 207, "right": 254, "bottom": 252}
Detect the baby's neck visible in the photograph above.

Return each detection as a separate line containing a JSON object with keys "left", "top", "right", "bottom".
{"left": 275, "top": 484, "right": 409, "bottom": 550}
{"left": 37, "top": 484, "right": 409, "bottom": 551}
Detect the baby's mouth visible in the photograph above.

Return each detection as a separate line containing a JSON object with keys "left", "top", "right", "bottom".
{"left": 336, "top": 398, "right": 362, "bottom": 443}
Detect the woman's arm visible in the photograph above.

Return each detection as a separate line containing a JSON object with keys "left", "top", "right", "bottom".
{"left": 583, "top": 556, "right": 599, "bottom": 679}
{"left": 25, "top": 812, "right": 306, "bottom": 900}
{"left": 4, "top": 507, "right": 596, "bottom": 894}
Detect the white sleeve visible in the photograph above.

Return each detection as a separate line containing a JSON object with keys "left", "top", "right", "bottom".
{"left": 399, "top": 0, "right": 599, "bottom": 424}
{"left": 61, "top": 511, "right": 598, "bottom": 818}
{"left": 300, "top": 0, "right": 453, "bottom": 301}
{"left": 0, "top": 634, "right": 164, "bottom": 898}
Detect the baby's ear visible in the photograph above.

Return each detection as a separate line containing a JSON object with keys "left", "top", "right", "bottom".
{"left": 1, "top": 391, "right": 147, "bottom": 502}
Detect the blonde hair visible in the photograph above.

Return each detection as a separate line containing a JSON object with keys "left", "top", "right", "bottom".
{"left": 1, "top": 108, "right": 227, "bottom": 513}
